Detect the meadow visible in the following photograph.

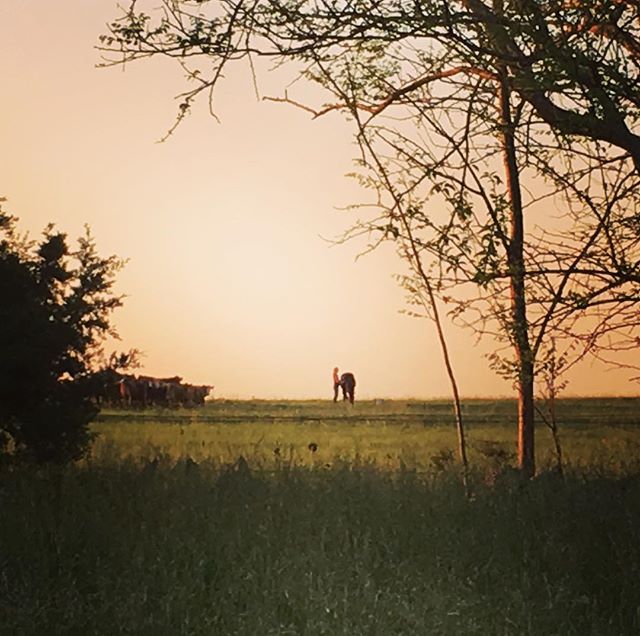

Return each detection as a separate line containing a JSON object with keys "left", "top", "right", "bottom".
{"left": 91, "top": 398, "right": 640, "bottom": 472}
{"left": 3, "top": 398, "right": 640, "bottom": 634}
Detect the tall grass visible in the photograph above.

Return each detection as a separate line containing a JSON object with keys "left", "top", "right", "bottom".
{"left": 3, "top": 399, "right": 640, "bottom": 634}
{"left": 2, "top": 457, "right": 640, "bottom": 634}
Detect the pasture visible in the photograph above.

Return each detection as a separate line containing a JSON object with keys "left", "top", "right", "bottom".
{"left": 3, "top": 398, "right": 640, "bottom": 634}
{"left": 91, "top": 398, "right": 640, "bottom": 472}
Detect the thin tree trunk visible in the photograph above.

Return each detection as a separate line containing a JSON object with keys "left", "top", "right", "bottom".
{"left": 396, "top": 205, "right": 468, "bottom": 480}
{"left": 400, "top": 218, "right": 469, "bottom": 484}
{"left": 548, "top": 406, "right": 563, "bottom": 477}
{"left": 498, "top": 72, "right": 536, "bottom": 477}
{"left": 420, "top": 271, "right": 469, "bottom": 477}
{"left": 535, "top": 338, "right": 564, "bottom": 476}
{"left": 346, "top": 109, "right": 469, "bottom": 485}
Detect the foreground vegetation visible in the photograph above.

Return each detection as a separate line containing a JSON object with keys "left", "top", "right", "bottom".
{"left": 3, "top": 399, "right": 640, "bottom": 634}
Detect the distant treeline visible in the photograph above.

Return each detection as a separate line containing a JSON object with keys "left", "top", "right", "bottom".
{"left": 96, "top": 373, "right": 212, "bottom": 409}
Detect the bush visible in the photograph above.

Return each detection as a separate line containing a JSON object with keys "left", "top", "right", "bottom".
{"left": 0, "top": 202, "right": 132, "bottom": 463}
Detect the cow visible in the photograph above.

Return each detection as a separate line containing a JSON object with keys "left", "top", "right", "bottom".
{"left": 119, "top": 375, "right": 148, "bottom": 408}
{"left": 187, "top": 384, "right": 213, "bottom": 406}
{"left": 117, "top": 375, "right": 131, "bottom": 407}
{"left": 340, "top": 372, "right": 356, "bottom": 404}
{"left": 165, "top": 378, "right": 187, "bottom": 408}
{"left": 101, "top": 373, "right": 212, "bottom": 409}
{"left": 89, "top": 367, "right": 122, "bottom": 406}
{"left": 138, "top": 375, "right": 167, "bottom": 407}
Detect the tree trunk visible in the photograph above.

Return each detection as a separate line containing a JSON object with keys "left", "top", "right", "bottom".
{"left": 422, "top": 273, "right": 469, "bottom": 480}
{"left": 517, "top": 358, "right": 535, "bottom": 476}
{"left": 349, "top": 108, "right": 470, "bottom": 485}
{"left": 498, "top": 72, "right": 536, "bottom": 477}
{"left": 403, "top": 227, "right": 468, "bottom": 481}
{"left": 401, "top": 217, "right": 469, "bottom": 487}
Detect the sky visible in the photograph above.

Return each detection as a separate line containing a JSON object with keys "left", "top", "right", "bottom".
{"left": 0, "top": 1, "right": 637, "bottom": 399}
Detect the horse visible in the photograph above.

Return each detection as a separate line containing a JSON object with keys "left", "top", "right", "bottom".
{"left": 340, "top": 372, "right": 356, "bottom": 404}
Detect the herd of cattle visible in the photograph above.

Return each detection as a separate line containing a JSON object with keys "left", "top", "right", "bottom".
{"left": 97, "top": 374, "right": 213, "bottom": 409}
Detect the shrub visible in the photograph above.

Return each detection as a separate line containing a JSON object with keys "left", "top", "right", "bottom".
{"left": 0, "top": 203, "right": 133, "bottom": 463}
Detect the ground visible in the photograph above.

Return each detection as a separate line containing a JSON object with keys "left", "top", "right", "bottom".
{"left": 2, "top": 398, "right": 640, "bottom": 634}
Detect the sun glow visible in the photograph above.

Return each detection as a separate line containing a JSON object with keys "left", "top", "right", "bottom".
{"left": 0, "top": 2, "right": 637, "bottom": 399}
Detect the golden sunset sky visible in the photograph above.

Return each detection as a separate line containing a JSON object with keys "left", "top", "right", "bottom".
{"left": 1, "top": 1, "right": 637, "bottom": 398}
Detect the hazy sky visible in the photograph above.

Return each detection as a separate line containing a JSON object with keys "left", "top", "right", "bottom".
{"left": 1, "top": 1, "right": 637, "bottom": 398}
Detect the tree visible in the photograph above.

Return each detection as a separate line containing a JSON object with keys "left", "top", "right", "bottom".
{"left": 0, "top": 204, "right": 132, "bottom": 463}
{"left": 101, "top": 0, "right": 640, "bottom": 475}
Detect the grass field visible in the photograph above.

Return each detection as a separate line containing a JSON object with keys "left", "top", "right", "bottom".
{"left": 3, "top": 398, "right": 640, "bottom": 634}
{"left": 91, "top": 398, "right": 640, "bottom": 473}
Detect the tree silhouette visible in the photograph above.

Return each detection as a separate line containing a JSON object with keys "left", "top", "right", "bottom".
{"left": 0, "top": 203, "right": 132, "bottom": 463}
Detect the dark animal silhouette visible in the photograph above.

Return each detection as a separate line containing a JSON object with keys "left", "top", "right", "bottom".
{"left": 100, "top": 373, "right": 212, "bottom": 408}
{"left": 340, "top": 372, "right": 356, "bottom": 404}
